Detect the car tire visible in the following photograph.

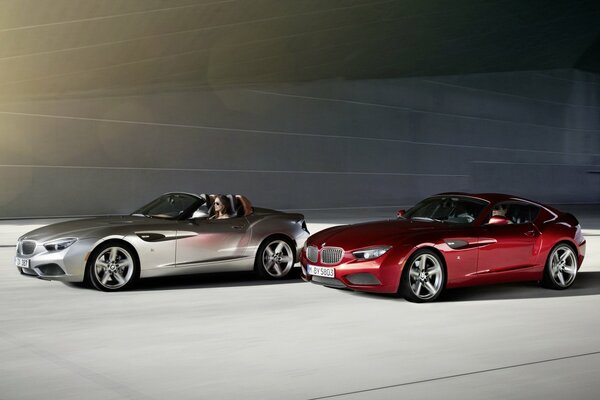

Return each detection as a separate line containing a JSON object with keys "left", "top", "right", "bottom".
{"left": 542, "top": 243, "right": 578, "bottom": 290}
{"left": 255, "top": 237, "right": 295, "bottom": 279}
{"left": 400, "top": 249, "right": 446, "bottom": 303}
{"left": 87, "top": 241, "right": 140, "bottom": 292}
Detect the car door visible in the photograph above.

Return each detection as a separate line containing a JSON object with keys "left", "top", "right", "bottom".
{"left": 174, "top": 216, "right": 253, "bottom": 271}
{"left": 477, "top": 202, "right": 541, "bottom": 276}
{"left": 440, "top": 229, "right": 482, "bottom": 287}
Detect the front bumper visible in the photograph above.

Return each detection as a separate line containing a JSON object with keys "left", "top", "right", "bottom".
{"left": 301, "top": 254, "right": 403, "bottom": 294}
{"left": 15, "top": 238, "right": 97, "bottom": 282}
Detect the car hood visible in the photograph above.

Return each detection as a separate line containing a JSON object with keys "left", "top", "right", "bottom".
{"left": 20, "top": 216, "right": 173, "bottom": 242}
{"left": 309, "top": 219, "right": 446, "bottom": 250}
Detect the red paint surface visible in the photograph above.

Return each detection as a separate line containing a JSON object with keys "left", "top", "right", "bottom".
{"left": 301, "top": 193, "right": 586, "bottom": 294}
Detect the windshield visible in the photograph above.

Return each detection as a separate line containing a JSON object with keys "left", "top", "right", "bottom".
{"left": 403, "top": 196, "right": 488, "bottom": 224}
{"left": 132, "top": 193, "right": 203, "bottom": 220}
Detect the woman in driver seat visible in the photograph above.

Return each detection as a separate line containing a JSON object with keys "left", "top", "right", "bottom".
{"left": 210, "top": 195, "right": 232, "bottom": 219}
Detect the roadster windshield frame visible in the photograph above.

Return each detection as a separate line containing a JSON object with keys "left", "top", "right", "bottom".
{"left": 132, "top": 193, "right": 204, "bottom": 220}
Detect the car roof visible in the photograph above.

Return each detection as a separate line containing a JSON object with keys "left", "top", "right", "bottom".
{"left": 434, "top": 192, "right": 544, "bottom": 205}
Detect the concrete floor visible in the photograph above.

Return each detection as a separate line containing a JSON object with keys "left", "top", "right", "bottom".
{"left": 1, "top": 208, "right": 599, "bottom": 400}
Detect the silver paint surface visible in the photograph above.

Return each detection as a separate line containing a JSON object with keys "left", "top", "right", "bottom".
{"left": 15, "top": 199, "right": 308, "bottom": 282}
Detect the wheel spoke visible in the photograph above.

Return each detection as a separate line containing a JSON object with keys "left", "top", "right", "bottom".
{"left": 556, "top": 271, "right": 566, "bottom": 286}
{"left": 563, "top": 264, "right": 576, "bottom": 274}
{"left": 559, "top": 251, "right": 570, "bottom": 262}
{"left": 279, "top": 256, "right": 292, "bottom": 264}
{"left": 265, "top": 247, "right": 274, "bottom": 257}
{"left": 96, "top": 261, "right": 108, "bottom": 268}
{"left": 118, "top": 260, "right": 130, "bottom": 269}
{"left": 424, "top": 281, "right": 436, "bottom": 294}
{"left": 426, "top": 266, "right": 440, "bottom": 278}
{"left": 274, "top": 242, "right": 284, "bottom": 254}
{"left": 109, "top": 247, "right": 118, "bottom": 262}
{"left": 418, "top": 255, "right": 428, "bottom": 270}
{"left": 415, "top": 281, "right": 423, "bottom": 296}
{"left": 410, "top": 268, "right": 420, "bottom": 279}
{"left": 101, "top": 271, "right": 111, "bottom": 285}
{"left": 113, "top": 272, "right": 125, "bottom": 285}
{"left": 272, "top": 263, "right": 283, "bottom": 276}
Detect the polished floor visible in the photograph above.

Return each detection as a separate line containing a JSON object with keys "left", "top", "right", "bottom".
{"left": 1, "top": 207, "right": 599, "bottom": 400}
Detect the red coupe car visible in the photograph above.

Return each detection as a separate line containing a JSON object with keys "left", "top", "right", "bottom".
{"left": 301, "top": 193, "right": 586, "bottom": 302}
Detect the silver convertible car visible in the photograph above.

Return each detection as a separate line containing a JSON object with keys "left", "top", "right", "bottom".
{"left": 15, "top": 193, "right": 309, "bottom": 291}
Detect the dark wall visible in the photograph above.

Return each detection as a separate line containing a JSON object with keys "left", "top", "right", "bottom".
{"left": 0, "top": 68, "right": 598, "bottom": 217}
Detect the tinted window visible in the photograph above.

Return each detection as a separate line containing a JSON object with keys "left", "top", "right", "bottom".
{"left": 489, "top": 202, "right": 540, "bottom": 224}
{"left": 404, "top": 196, "right": 488, "bottom": 224}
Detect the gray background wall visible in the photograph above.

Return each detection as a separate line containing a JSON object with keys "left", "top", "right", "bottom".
{"left": 1, "top": 68, "right": 598, "bottom": 218}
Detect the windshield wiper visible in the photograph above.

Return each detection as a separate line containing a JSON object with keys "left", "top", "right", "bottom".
{"left": 410, "top": 216, "right": 444, "bottom": 222}
{"left": 131, "top": 213, "right": 153, "bottom": 218}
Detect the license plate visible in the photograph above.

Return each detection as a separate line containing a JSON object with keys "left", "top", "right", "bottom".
{"left": 15, "top": 257, "right": 29, "bottom": 268}
{"left": 307, "top": 265, "right": 335, "bottom": 278}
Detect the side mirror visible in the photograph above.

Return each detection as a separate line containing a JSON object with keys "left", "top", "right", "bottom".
{"left": 488, "top": 215, "right": 510, "bottom": 225}
{"left": 397, "top": 209, "right": 406, "bottom": 218}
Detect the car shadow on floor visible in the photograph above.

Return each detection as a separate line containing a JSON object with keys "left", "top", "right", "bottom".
{"left": 131, "top": 268, "right": 304, "bottom": 291}
{"left": 439, "top": 271, "right": 600, "bottom": 302}
{"left": 336, "top": 272, "right": 600, "bottom": 303}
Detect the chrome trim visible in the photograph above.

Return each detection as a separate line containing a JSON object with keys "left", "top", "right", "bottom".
{"left": 321, "top": 247, "right": 344, "bottom": 265}
{"left": 510, "top": 197, "right": 558, "bottom": 223}
{"left": 433, "top": 194, "right": 491, "bottom": 204}
{"left": 307, "top": 245, "right": 318, "bottom": 263}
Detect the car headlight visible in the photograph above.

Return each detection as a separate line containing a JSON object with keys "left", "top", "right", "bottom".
{"left": 352, "top": 246, "right": 391, "bottom": 260}
{"left": 44, "top": 238, "right": 78, "bottom": 252}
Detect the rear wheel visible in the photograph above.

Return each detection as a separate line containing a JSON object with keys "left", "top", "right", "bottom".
{"left": 400, "top": 249, "right": 446, "bottom": 303}
{"left": 255, "top": 237, "right": 295, "bottom": 279}
{"left": 87, "top": 242, "right": 139, "bottom": 292}
{"left": 542, "top": 244, "right": 577, "bottom": 290}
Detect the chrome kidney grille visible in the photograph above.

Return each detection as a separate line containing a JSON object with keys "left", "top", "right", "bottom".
{"left": 20, "top": 240, "right": 36, "bottom": 255}
{"left": 321, "top": 247, "right": 344, "bottom": 265}
{"left": 306, "top": 246, "right": 319, "bottom": 263}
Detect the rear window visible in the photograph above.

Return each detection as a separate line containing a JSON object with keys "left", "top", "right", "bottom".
{"left": 490, "top": 202, "right": 540, "bottom": 224}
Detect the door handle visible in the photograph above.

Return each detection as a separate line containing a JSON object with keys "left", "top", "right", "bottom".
{"left": 231, "top": 225, "right": 244, "bottom": 230}
{"left": 524, "top": 230, "right": 536, "bottom": 237}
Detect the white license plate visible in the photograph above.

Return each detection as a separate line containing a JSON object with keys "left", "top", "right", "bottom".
{"left": 307, "top": 265, "right": 335, "bottom": 278}
{"left": 15, "top": 257, "right": 30, "bottom": 268}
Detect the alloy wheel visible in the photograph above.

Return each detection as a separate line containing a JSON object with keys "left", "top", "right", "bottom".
{"left": 261, "top": 240, "right": 294, "bottom": 278}
{"left": 548, "top": 245, "right": 577, "bottom": 288}
{"left": 93, "top": 246, "right": 135, "bottom": 290}
{"left": 407, "top": 253, "right": 444, "bottom": 301}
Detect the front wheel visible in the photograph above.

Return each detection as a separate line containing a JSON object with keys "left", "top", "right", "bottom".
{"left": 400, "top": 249, "right": 446, "bottom": 303}
{"left": 542, "top": 244, "right": 578, "bottom": 290}
{"left": 255, "top": 237, "right": 295, "bottom": 279}
{"left": 87, "top": 242, "right": 139, "bottom": 292}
